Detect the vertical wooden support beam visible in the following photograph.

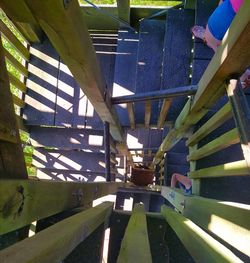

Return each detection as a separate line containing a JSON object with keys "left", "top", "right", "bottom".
{"left": 124, "top": 156, "right": 128, "bottom": 182}
{"left": 189, "top": 145, "right": 200, "bottom": 194}
{"left": 157, "top": 99, "right": 171, "bottom": 129}
{"left": 127, "top": 102, "right": 135, "bottom": 130}
{"left": 117, "top": 204, "right": 152, "bottom": 263}
{"left": 0, "top": 1, "right": 42, "bottom": 42}
{"left": 104, "top": 121, "right": 111, "bottom": 182}
{"left": 144, "top": 101, "right": 151, "bottom": 128}
{"left": 117, "top": 0, "right": 130, "bottom": 25}
{"left": 0, "top": 35, "right": 27, "bottom": 179}
{"left": 226, "top": 79, "right": 250, "bottom": 173}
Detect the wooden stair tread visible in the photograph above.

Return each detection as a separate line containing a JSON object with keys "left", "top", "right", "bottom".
{"left": 112, "top": 29, "right": 139, "bottom": 126}
{"left": 29, "top": 126, "right": 117, "bottom": 152}
{"left": 160, "top": 9, "right": 194, "bottom": 122}
{"left": 134, "top": 19, "right": 165, "bottom": 124}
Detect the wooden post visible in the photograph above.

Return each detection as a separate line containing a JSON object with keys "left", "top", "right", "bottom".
{"left": 226, "top": 79, "right": 250, "bottom": 173}
{"left": 117, "top": 0, "right": 130, "bottom": 25}
{"left": 0, "top": 35, "right": 27, "bottom": 179}
{"left": 104, "top": 121, "right": 111, "bottom": 182}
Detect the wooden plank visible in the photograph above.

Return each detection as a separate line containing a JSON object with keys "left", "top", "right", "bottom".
{"left": 104, "top": 121, "right": 111, "bottom": 182}
{"left": 117, "top": 0, "right": 130, "bottom": 24}
{"left": 29, "top": 126, "right": 105, "bottom": 150}
{"left": 161, "top": 186, "right": 250, "bottom": 257}
{"left": 161, "top": 205, "right": 243, "bottom": 263}
{"left": 32, "top": 148, "right": 106, "bottom": 173}
{"left": 8, "top": 73, "right": 27, "bottom": 93}
{"left": 112, "top": 29, "right": 138, "bottom": 126}
{"left": 24, "top": 38, "right": 59, "bottom": 126}
{"left": 0, "top": 124, "right": 18, "bottom": 144}
{"left": 25, "top": 0, "right": 124, "bottom": 143}
{"left": 0, "top": 0, "right": 42, "bottom": 42}
{"left": 227, "top": 79, "right": 250, "bottom": 172}
{"left": 187, "top": 128, "right": 240, "bottom": 161}
{"left": 144, "top": 100, "right": 151, "bottom": 128}
{"left": 160, "top": 9, "right": 194, "bottom": 123}
{"left": 0, "top": 19, "right": 29, "bottom": 61}
{"left": 16, "top": 115, "right": 28, "bottom": 133}
{"left": 12, "top": 94, "right": 25, "bottom": 108}
{"left": 157, "top": 99, "right": 171, "bottom": 129}
{"left": 0, "top": 202, "right": 113, "bottom": 263}
{"left": 127, "top": 102, "right": 135, "bottom": 130}
{"left": 189, "top": 160, "right": 249, "bottom": 179}
{"left": 186, "top": 102, "right": 232, "bottom": 147}
{"left": 0, "top": 35, "right": 27, "bottom": 179}
{"left": 189, "top": 144, "right": 200, "bottom": 195}
{"left": 117, "top": 203, "right": 152, "bottom": 263}
{"left": 4, "top": 49, "right": 28, "bottom": 77}
{"left": 0, "top": 180, "right": 124, "bottom": 234}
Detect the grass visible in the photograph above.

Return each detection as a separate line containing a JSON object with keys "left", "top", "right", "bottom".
{"left": 80, "top": 0, "right": 181, "bottom": 6}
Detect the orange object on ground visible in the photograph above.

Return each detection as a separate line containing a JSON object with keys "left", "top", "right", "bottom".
{"left": 131, "top": 167, "right": 154, "bottom": 186}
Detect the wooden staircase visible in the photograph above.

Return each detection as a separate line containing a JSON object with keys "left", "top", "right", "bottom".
{"left": 0, "top": 0, "right": 250, "bottom": 262}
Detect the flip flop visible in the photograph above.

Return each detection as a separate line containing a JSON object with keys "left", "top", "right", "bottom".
{"left": 191, "top": 25, "right": 206, "bottom": 42}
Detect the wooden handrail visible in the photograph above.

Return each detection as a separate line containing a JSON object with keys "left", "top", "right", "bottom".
{"left": 0, "top": 202, "right": 113, "bottom": 263}
{"left": 161, "top": 186, "right": 250, "bottom": 257}
{"left": 189, "top": 160, "right": 249, "bottom": 179}
{"left": 187, "top": 128, "right": 240, "bottom": 161}
{"left": 0, "top": 180, "right": 125, "bottom": 235}
{"left": 161, "top": 205, "right": 244, "bottom": 262}
{"left": 186, "top": 102, "right": 232, "bottom": 147}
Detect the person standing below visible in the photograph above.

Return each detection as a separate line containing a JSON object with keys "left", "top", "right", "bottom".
{"left": 191, "top": 0, "right": 250, "bottom": 88}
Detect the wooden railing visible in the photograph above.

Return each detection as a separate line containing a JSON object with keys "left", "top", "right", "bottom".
{"left": 155, "top": 1, "right": 250, "bottom": 261}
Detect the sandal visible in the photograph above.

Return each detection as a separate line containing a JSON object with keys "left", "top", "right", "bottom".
{"left": 191, "top": 25, "right": 206, "bottom": 43}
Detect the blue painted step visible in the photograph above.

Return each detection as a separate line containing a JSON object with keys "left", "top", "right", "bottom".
{"left": 112, "top": 29, "right": 139, "bottom": 126}
{"left": 134, "top": 19, "right": 165, "bottom": 124}
{"left": 160, "top": 9, "right": 194, "bottom": 122}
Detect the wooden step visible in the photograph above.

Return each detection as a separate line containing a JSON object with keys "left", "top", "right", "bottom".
{"left": 24, "top": 35, "right": 112, "bottom": 129}
{"left": 159, "top": 9, "right": 194, "bottom": 124}
{"left": 29, "top": 126, "right": 117, "bottom": 153}
{"left": 112, "top": 29, "right": 139, "bottom": 126}
{"left": 32, "top": 148, "right": 106, "bottom": 172}
{"left": 134, "top": 19, "right": 165, "bottom": 125}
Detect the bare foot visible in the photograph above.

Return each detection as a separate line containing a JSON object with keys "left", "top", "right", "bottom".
{"left": 191, "top": 25, "right": 206, "bottom": 41}
{"left": 240, "top": 69, "right": 250, "bottom": 89}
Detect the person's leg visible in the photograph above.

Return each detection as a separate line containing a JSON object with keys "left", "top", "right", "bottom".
{"left": 192, "top": 0, "right": 235, "bottom": 51}
{"left": 171, "top": 173, "right": 192, "bottom": 189}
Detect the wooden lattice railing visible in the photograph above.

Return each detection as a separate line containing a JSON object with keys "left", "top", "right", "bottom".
{"left": 155, "top": 1, "right": 250, "bottom": 261}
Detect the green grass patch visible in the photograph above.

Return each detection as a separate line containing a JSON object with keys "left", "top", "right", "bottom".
{"left": 79, "top": 0, "right": 182, "bottom": 6}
